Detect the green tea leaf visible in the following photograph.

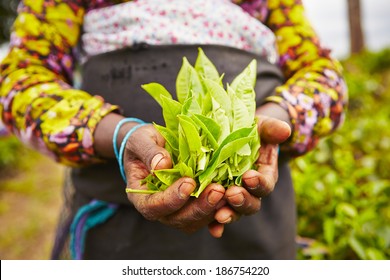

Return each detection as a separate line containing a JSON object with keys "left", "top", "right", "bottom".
{"left": 196, "top": 135, "right": 253, "bottom": 196}
{"left": 235, "top": 175, "right": 243, "bottom": 186}
{"left": 178, "top": 123, "right": 190, "bottom": 164}
{"left": 231, "top": 94, "right": 252, "bottom": 131}
{"left": 240, "top": 88, "right": 256, "bottom": 119}
{"left": 200, "top": 89, "right": 213, "bottom": 115}
{"left": 161, "top": 95, "right": 182, "bottom": 133}
{"left": 231, "top": 59, "right": 257, "bottom": 95}
{"left": 176, "top": 57, "right": 203, "bottom": 104}
{"left": 211, "top": 129, "right": 254, "bottom": 165}
{"left": 211, "top": 101, "right": 230, "bottom": 143}
{"left": 217, "top": 136, "right": 254, "bottom": 166}
{"left": 178, "top": 115, "right": 202, "bottom": 154}
{"left": 216, "top": 163, "right": 229, "bottom": 181}
{"left": 177, "top": 162, "right": 194, "bottom": 177}
{"left": 197, "top": 127, "right": 255, "bottom": 195}
{"left": 164, "top": 142, "right": 177, "bottom": 165}
{"left": 154, "top": 169, "right": 181, "bottom": 186}
{"left": 141, "top": 83, "right": 173, "bottom": 107}
{"left": 187, "top": 153, "right": 197, "bottom": 174}
{"left": 192, "top": 114, "right": 221, "bottom": 149}
{"left": 248, "top": 123, "right": 260, "bottom": 158}
{"left": 204, "top": 79, "right": 231, "bottom": 117}
{"left": 232, "top": 157, "right": 253, "bottom": 177}
{"left": 237, "top": 143, "right": 251, "bottom": 156}
{"left": 181, "top": 96, "right": 202, "bottom": 116}
{"left": 197, "top": 152, "right": 208, "bottom": 172}
{"left": 230, "top": 59, "right": 257, "bottom": 117}
{"left": 195, "top": 48, "right": 221, "bottom": 84}
{"left": 141, "top": 174, "right": 157, "bottom": 189}
{"left": 153, "top": 123, "right": 179, "bottom": 152}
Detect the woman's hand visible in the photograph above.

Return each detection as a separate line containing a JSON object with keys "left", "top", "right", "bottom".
{"left": 214, "top": 103, "right": 292, "bottom": 232}
{"left": 123, "top": 123, "right": 227, "bottom": 237}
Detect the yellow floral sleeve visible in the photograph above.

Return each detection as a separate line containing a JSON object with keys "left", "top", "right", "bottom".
{"left": 238, "top": 0, "right": 348, "bottom": 156}
{"left": 0, "top": 0, "right": 119, "bottom": 166}
{"left": 265, "top": 0, "right": 348, "bottom": 156}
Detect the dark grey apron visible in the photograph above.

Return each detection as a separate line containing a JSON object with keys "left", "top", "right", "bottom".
{"left": 71, "top": 44, "right": 296, "bottom": 259}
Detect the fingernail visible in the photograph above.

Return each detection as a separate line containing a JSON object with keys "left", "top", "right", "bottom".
{"left": 151, "top": 153, "right": 164, "bottom": 170}
{"left": 244, "top": 176, "right": 261, "bottom": 190}
{"left": 216, "top": 211, "right": 233, "bottom": 224}
{"left": 207, "top": 190, "right": 224, "bottom": 206}
{"left": 179, "top": 181, "right": 195, "bottom": 199}
{"left": 221, "top": 217, "right": 232, "bottom": 224}
{"left": 248, "top": 184, "right": 261, "bottom": 191}
{"left": 229, "top": 193, "right": 245, "bottom": 207}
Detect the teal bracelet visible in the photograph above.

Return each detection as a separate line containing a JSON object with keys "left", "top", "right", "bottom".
{"left": 117, "top": 123, "right": 149, "bottom": 183}
{"left": 112, "top": 118, "right": 145, "bottom": 160}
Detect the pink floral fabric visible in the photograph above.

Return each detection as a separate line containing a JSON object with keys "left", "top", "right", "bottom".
{"left": 82, "top": 0, "right": 278, "bottom": 63}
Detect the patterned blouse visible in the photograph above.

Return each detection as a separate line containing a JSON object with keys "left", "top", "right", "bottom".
{"left": 0, "top": 0, "right": 348, "bottom": 166}
{"left": 81, "top": 0, "right": 279, "bottom": 63}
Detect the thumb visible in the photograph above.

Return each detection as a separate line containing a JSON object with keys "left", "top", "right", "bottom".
{"left": 125, "top": 125, "right": 172, "bottom": 171}
{"left": 258, "top": 116, "right": 291, "bottom": 145}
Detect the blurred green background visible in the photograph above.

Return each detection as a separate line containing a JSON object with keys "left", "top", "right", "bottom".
{"left": 0, "top": 1, "right": 389, "bottom": 260}
{"left": 293, "top": 49, "right": 390, "bottom": 259}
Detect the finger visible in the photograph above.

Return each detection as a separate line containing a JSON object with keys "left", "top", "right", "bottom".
{"left": 258, "top": 117, "right": 291, "bottom": 145}
{"left": 214, "top": 205, "right": 241, "bottom": 224}
{"left": 128, "top": 175, "right": 196, "bottom": 221}
{"left": 224, "top": 186, "right": 261, "bottom": 216}
{"left": 180, "top": 184, "right": 225, "bottom": 219}
{"left": 164, "top": 184, "right": 225, "bottom": 229}
{"left": 208, "top": 221, "right": 225, "bottom": 238}
{"left": 125, "top": 158, "right": 150, "bottom": 183}
{"left": 242, "top": 143, "right": 279, "bottom": 197}
{"left": 125, "top": 124, "right": 172, "bottom": 171}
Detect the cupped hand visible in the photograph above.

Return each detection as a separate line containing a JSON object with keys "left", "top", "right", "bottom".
{"left": 123, "top": 124, "right": 226, "bottom": 237}
{"left": 240, "top": 114, "right": 292, "bottom": 197}
{"left": 214, "top": 103, "right": 292, "bottom": 232}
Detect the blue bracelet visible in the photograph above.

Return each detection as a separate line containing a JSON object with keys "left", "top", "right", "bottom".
{"left": 112, "top": 118, "right": 145, "bottom": 160}
{"left": 117, "top": 123, "right": 149, "bottom": 183}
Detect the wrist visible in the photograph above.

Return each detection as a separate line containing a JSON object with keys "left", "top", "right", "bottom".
{"left": 116, "top": 121, "right": 148, "bottom": 182}
{"left": 93, "top": 113, "right": 144, "bottom": 159}
{"left": 256, "top": 102, "right": 292, "bottom": 129}
{"left": 115, "top": 119, "right": 146, "bottom": 157}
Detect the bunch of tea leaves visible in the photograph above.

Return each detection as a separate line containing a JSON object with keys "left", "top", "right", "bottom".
{"left": 130, "top": 48, "right": 260, "bottom": 197}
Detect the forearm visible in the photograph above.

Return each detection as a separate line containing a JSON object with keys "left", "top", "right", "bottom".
{"left": 0, "top": 62, "right": 119, "bottom": 166}
{"left": 256, "top": 102, "right": 291, "bottom": 127}
{"left": 264, "top": 0, "right": 348, "bottom": 156}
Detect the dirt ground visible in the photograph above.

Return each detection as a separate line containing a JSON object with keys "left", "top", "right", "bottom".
{"left": 0, "top": 149, "right": 64, "bottom": 260}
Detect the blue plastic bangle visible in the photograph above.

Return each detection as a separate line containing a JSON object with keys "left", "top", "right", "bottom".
{"left": 117, "top": 123, "right": 149, "bottom": 183}
{"left": 112, "top": 118, "right": 145, "bottom": 160}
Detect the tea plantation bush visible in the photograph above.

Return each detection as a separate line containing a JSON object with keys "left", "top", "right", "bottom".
{"left": 0, "top": 135, "right": 24, "bottom": 173}
{"left": 292, "top": 48, "right": 390, "bottom": 259}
